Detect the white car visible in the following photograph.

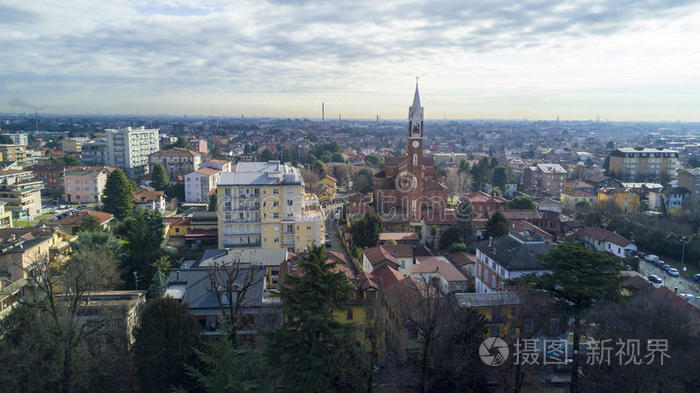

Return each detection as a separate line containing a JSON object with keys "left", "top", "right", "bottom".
{"left": 668, "top": 268, "right": 680, "bottom": 277}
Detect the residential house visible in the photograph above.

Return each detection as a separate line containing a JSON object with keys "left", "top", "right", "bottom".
{"left": 575, "top": 227, "right": 637, "bottom": 258}
{"left": 463, "top": 191, "right": 507, "bottom": 218}
{"left": 63, "top": 166, "right": 115, "bottom": 203}
{"left": 447, "top": 251, "right": 477, "bottom": 278}
{"left": 412, "top": 255, "right": 469, "bottom": 293}
{"left": 185, "top": 168, "right": 222, "bottom": 203}
{"left": 474, "top": 230, "right": 552, "bottom": 293}
{"left": 560, "top": 189, "right": 597, "bottom": 211}
{"left": 379, "top": 232, "right": 419, "bottom": 244}
{"left": 0, "top": 227, "right": 74, "bottom": 283}
{"left": 454, "top": 292, "right": 520, "bottom": 337}
{"left": 134, "top": 186, "right": 166, "bottom": 213}
{"left": 677, "top": 168, "right": 700, "bottom": 198}
{"left": 200, "top": 159, "right": 233, "bottom": 172}
{"left": 648, "top": 187, "right": 691, "bottom": 211}
{"left": 56, "top": 210, "right": 114, "bottom": 234}
{"left": 362, "top": 244, "right": 433, "bottom": 276}
{"left": 598, "top": 187, "right": 640, "bottom": 213}
{"left": 164, "top": 216, "right": 191, "bottom": 238}
{"left": 149, "top": 147, "right": 202, "bottom": 178}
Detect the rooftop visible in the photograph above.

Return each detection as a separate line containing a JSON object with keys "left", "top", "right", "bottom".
{"left": 455, "top": 292, "right": 520, "bottom": 308}
{"left": 475, "top": 231, "right": 551, "bottom": 271}
{"left": 219, "top": 161, "right": 302, "bottom": 186}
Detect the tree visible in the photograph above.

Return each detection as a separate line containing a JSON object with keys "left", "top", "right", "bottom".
{"left": 174, "top": 136, "right": 193, "bottom": 150}
{"left": 333, "top": 164, "right": 349, "bottom": 187}
{"left": 429, "top": 224, "right": 439, "bottom": 246}
{"left": 352, "top": 168, "right": 374, "bottom": 194}
{"left": 492, "top": 166, "right": 508, "bottom": 191}
{"left": 580, "top": 291, "right": 700, "bottom": 393}
{"left": 364, "top": 154, "right": 383, "bottom": 168}
{"left": 514, "top": 243, "right": 625, "bottom": 393}
{"left": 75, "top": 214, "right": 102, "bottom": 234}
{"left": 486, "top": 211, "right": 508, "bottom": 238}
{"left": 102, "top": 169, "right": 135, "bottom": 220}
{"left": 265, "top": 246, "right": 359, "bottom": 393}
{"left": 439, "top": 226, "right": 461, "bottom": 250}
{"left": 491, "top": 187, "right": 503, "bottom": 197}
{"left": 208, "top": 193, "right": 217, "bottom": 211}
{"left": 210, "top": 144, "right": 223, "bottom": 159}
{"left": 150, "top": 163, "right": 169, "bottom": 191}
{"left": 258, "top": 148, "right": 276, "bottom": 162}
{"left": 206, "top": 260, "right": 264, "bottom": 345}
{"left": 349, "top": 213, "right": 382, "bottom": 249}
{"left": 311, "top": 159, "right": 326, "bottom": 176}
{"left": 117, "top": 208, "right": 164, "bottom": 287}
{"left": 456, "top": 199, "right": 474, "bottom": 245}
{"left": 0, "top": 243, "right": 123, "bottom": 393}
{"left": 134, "top": 298, "right": 201, "bottom": 393}
{"left": 331, "top": 152, "right": 344, "bottom": 162}
{"left": 507, "top": 195, "right": 536, "bottom": 209}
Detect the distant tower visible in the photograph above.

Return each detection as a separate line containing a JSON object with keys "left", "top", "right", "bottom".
{"left": 376, "top": 115, "right": 379, "bottom": 122}
{"left": 322, "top": 102, "right": 325, "bottom": 122}
{"left": 556, "top": 114, "right": 560, "bottom": 122}
{"left": 338, "top": 114, "right": 341, "bottom": 123}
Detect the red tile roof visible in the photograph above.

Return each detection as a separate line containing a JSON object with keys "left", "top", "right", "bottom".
{"left": 379, "top": 232, "right": 419, "bottom": 242}
{"left": 368, "top": 264, "right": 404, "bottom": 289}
{"left": 414, "top": 256, "right": 468, "bottom": 282}
{"left": 56, "top": 210, "right": 113, "bottom": 226}
{"left": 448, "top": 251, "right": 477, "bottom": 267}
{"left": 576, "top": 226, "right": 633, "bottom": 247}
{"left": 363, "top": 245, "right": 399, "bottom": 268}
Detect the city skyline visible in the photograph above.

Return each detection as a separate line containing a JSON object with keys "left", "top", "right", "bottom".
{"left": 2, "top": 1, "right": 700, "bottom": 121}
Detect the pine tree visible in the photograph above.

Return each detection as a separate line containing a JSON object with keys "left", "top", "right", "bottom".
{"left": 265, "top": 246, "right": 358, "bottom": 393}
{"left": 150, "top": 163, "right": 169, "bottom": 191}
{"left": 486, "top": 211, "right": 508, "bottom": 238}
{"left": 102, "top": 169, "right": 135, "bottom": 220}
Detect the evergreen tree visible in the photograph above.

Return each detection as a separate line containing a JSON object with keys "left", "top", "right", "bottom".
{"left": 515, "top": 243, "right": 625, "bottom": 393}
{"left": 117, "top": 208, "right": 164, "bottom": 287}
{"left": 208, "top": 193, "right": 217, "bottom": 211}
{"left": 492, "top": 166, "right": 508, "bottom": 191}
{"left": 349, "top": 213, "right": 382, "bottom": 248}
{"left": 150, "top": 163, "right": 169, "bottom": 191}
{"left": 439, "top": 226, "right": 461, "bottom": 250}
{"left": 486, "top": 211, "right": 508, "bottom": 238}
{"left": 507, "top": 195, "right": 536, "bottom": 209}
{"left": 265, "top": 246, "right": 357, "bottom": 393}
{"left": 102, "top": 169, "right": 135, "bottom": 220}
{"left": 134, "top": 298, "right": 200, "bottom": 393}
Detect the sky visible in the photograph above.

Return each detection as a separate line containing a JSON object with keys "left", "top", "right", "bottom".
{"left": 1, "top": 0, "right": 700, "bottom": 121}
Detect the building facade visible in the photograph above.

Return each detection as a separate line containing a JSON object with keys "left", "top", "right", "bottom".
{"left": 80, "top": 139, "right": 107, "bottom": 166}
{"left": 0, "top": 133, "right": 28, "bottom": 146}
{"left": 373, "top": 83, "right": 448, "bottom": 225}
{"left": 149, "top": 147, "right": 202, "bottom": 178}
{"left": 217, "top": 161, "right": 324, "bottom": 252}
{"left": 185, "top": 168, "right": 221, "bottom": 202}
{"left": 0, "top": 144, "right": 27, "bottom": 162}
{"left": 105, "top": 126, "right": 160, "bottom": 178}
{"left": 608, "top": 147, "right": 679, "bottom": 182}
{"left": 0, "top": 169, "right": 43, "bottom": 219}
{"left": 61, "top": 137, "right": 89, "bottom": 153}
{"left": 677, "top": 168, "right": 700, "bottom": 198}
{"left": 523, "top": 164, "right": 567, "bottom": 197}
{"left": 63, "top": 166, "right": 114, "bottom": 203}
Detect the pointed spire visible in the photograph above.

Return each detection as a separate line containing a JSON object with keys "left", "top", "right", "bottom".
{"left": 412, "top": 77, "right": 421, "bottom": 108}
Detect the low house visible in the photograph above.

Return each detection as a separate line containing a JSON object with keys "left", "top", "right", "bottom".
{"left": 648, "top": 187, "right": 691, "bottom": 211}
{"left": 56, "top": 210, "right": 115, "bottom": 234}
{"left": 463, "top": 191, "right": 507, "bottom": 219}
{"left": 379, "top": 232, "right": 419, "bottom": 244}
{"left": 412, "top": 255, "right": 469, "bottom": 294}
{"left": 134, "top": 186, "right": 166, "bottom": 213}
{"left": 474, "top": 230, "right": 551, "bottom": 293}
{"left": 362, "top": 244, "right": 433, "bottom": 276}
{"left": 575, "top": 226, "right": 637, "bottom": 258}
{"left": 164, "top": 267, "right": 281, "bottom": 336}
{"left": 448, "top": 251, "right": 477, "bottom": 278}
{"left": 163, "top": 216, "right": 191, "bottom": 237}
{"left": 198, "top": 248, "right": 293, "bottom": 289}
{"left": 560, "top": 189, "right": 597, "bottom": 211}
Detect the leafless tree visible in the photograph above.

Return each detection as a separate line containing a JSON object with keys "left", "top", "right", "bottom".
{"left": 206, "top": 259, "right": 264, "bottom": 346}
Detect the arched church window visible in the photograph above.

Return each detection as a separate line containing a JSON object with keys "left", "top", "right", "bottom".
{"left": 413, "top": 154, "right": 418, "bottom": 166}
{"left": 412, "top": 177, "right": 417, "bottom": 189}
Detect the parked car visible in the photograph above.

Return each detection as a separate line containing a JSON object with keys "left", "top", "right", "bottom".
{"left": 661, "top": 264, "right": 671, "bottom": 272}
{"left": 668, "top": 268, "right": 680, "bottom": 277}
{"left": 681, "top": 293, "right": 696, "bottom": 301}
{"left": 645, "top": 254, "right": 660, "bottom": 263}
{"left": 693, "top": 274, "right": 700, "bottom": 282}
{"left": 647, "top": 274, "right": 663, "bottom": 285}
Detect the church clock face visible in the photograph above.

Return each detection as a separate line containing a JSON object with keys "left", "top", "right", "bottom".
{"left": 412, "top": 140, "right": 420, "bottom": 148}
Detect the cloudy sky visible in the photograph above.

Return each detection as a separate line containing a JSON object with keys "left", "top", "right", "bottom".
{"left": 2, "top": 0, "right": 700, "bottom": 121}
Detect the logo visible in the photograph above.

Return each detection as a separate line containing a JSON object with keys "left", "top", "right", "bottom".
{"left": 479, "top": 337, "right": 509, "bottom": 367}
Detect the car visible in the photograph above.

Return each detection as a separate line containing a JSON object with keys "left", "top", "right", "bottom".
{"left": 654, "top": 259, "right": 665, "bottom": 267}
{"left": 645, "top": 254, "right": 660, "bottom": 263}
{"left": 661, "top": 264, "right": 672, "bottom": 272}
{"left": 647, "top": 275, "right": 663, "bottom": 284}
{"left": 325, "top": 240, "right": 332, "bottom": 247}
{"left": 668, "top": 268, "right": 680, "bottom": 277}
{"left": 693, "top": 274, "right": 700, "bottom": 282}
{"left": 681, "top": 293, "right": 696, "bottom": 301}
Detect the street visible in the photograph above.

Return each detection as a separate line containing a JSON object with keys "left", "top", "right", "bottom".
{"left": 639, "top": 259, "right": 700, "bottom": 298}
{"left": 324, "top": 203, "right": 357, "bottom": 275}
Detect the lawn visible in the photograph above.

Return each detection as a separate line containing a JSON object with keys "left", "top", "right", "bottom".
{"left": 13, "top": 213, "right": 57, "bottom": 228}
{"left": 656, "top": 253, "right": 700, "bottom": 277}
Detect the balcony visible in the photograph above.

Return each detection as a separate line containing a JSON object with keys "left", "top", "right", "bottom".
{"left": 225, "top": 241, "right": 262, "bottom": 248}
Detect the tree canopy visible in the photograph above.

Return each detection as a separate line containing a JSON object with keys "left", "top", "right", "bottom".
{"left": 349, "top": 213, "right": 383, "bottom": 249}
{"left": 507, "top": 195, "right": 536, "bottom": 209}
{"left": 486, "top": 211, "right": 508, "bottom": 238}
{"left": 102, "top": 169, "right": 135, "bottom": 220}
{"left": 116, "top": 208, "right": 165, "bottom": 287}
{"left": 150, "top": 163, "right": 169, "bottom": 191}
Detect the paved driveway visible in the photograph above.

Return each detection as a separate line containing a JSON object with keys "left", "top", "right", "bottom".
{"left": 639, "top": 259, "right": 700, "bottom": 297}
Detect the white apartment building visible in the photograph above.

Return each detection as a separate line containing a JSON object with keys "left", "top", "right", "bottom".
{"left": 185, "top": 168, "right": 222, "bottom": 202}
{"left": 105, "top": 126, "right": 160, "bottom": 179}
{"left": 217, "top": 161, "right": 324, "bottom": 252}
{"left": 0, "top": 133, "right": 28, "bottom": 146}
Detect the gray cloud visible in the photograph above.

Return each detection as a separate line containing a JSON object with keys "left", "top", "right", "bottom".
{"left": 8, "top": 97, "right": 41, "bottom": 110}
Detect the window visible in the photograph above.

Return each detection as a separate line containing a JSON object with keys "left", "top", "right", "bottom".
{"left": 346, "top": 309, "right": 353, "bottom": 321}
{"left": 407, "top": 327, "right": 418, "bottom": 339}
{"left": 411, "top": 200, "right": 416, "bottom": 212}
{"left": 288, "top": 200, "right": 293, "bottom": 206}
{"left": 549, "top": 318, "right": 559, "bottom": 335}
{"left": 413, "top": 154, "right": 418, "bottom": 165}
{"left": 367, "top": 308, "right": 375, "bottom": 319}
{"left": 273, "top": 213, "right": 279, "bottom": 219}
{"left": 273, "top": 189, "right": 279, "bottom": 194}
{"left": 273, "top": 201, "right": 279, "bottom": 207}
{"left": 273, "top": 225, "right": 279, "bottom": 231}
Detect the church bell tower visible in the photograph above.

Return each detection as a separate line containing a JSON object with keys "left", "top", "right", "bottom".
{"left": 406, "top": 79, "right": 424, "bottom": 221}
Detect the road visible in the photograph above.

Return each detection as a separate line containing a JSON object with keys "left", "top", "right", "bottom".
{"left": 639, "top": 259, "right": 700, "bottom": 298}
{"left": 324, "top": 203, "right": 357, "bottom": 275}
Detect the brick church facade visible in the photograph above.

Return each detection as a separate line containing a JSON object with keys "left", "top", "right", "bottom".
{"left": 373, "top": 82, "right": 448, "bottom": 226}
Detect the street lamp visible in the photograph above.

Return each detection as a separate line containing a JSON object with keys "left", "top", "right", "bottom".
{"left": 681, "top": 237, "right": 688, "bottom": 272}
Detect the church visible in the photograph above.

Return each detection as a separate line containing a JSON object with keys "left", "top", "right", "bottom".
{"left": 373, "top": 82, "right": 449, "bottom": 229}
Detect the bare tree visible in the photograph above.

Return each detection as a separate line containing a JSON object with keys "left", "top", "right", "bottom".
{"left": 206, "top": 259, "right": 264, "bottom": 346}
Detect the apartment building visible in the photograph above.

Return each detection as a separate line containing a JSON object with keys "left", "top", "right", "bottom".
{"left": 607, "top": 147, "right": 679, "bottom": 182}
{"left": 149, "top": 147, "right": 202, "bottom": 178}
{"left": 0, "top": 169, "right": 43, "bottom": 219}
{"left": 80, "top": 139, "right": 107, "bottom": 166}
{"left": 63, "top": 166, "right": 115, "bottom": 203}
{"left": 0, "top": 144, "right": 27, "bottom": 162}
{"left": 0, "top": 133, "right": 28, "bottom": 146}
{"left": 677, "top": 168, "right": 700, "bottom": 198}
{"left": 523, "top": 163, "right": 567, "bottom": 197}
{"left": 61, "top": 137, "right": 89, "bottom": 153}
{"left": 200, "top": 159, "right": 233, "bottom": 172}
{"left": 474, "top": 230, "right": 551, "bottom": 293}
{"left": 105, "top": 126, "right": 160, "bottom": 178}
{"left": 217, "top": 161, "right": 324, "bottom": 252}
{"left": 185, "top": 168, "right": 221, "bottom": 202}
